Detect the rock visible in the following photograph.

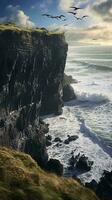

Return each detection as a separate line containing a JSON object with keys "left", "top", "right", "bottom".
{"left": 46, "top": 135, "right": 52, "bottom": 141}
{"left": 64, "top": 139, "right": 69, "bottom": 144}
{"left": 76, "top": 154, "right": 93, "bottom": 171}
{"left": 64, "top": 135, "right": 78, "bottom": 144}
{"left": 55, "top": 143, "right": 62, "bottom": 147}
{"left": 0, "top": 119, "right": 5, "bottom": 128}
{"left": 63, "top": 84, "right": 76, "bottom": 102}
{"left": 96, "top": 170, "right": 112, "bottom": 200}
{"left": 46, "top": 140, "right": 52, "bottom": 147}
{"left": 69, "top": 155, "right": 76, "bottom": 167}
{"left": 46, "top": 159, "right": 63, "bottom": 176}
{"left": 85, "top": 180, "right": 98, "bottom": 192}
{"left": 68, "top": 135, "right": 78, "bottom": 142}
{"left": 69, "top": 153, "right": 80, "bottom": 168}
{"left": 53, "top": 137, "right": 62, "bottom": 143}
{"left": 46, "top": 135, "right": 52, "bottom": 147}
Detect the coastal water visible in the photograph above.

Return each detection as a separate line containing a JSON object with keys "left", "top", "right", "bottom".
{"left": 43, "top": 45, "right": 112, "bottom": 183}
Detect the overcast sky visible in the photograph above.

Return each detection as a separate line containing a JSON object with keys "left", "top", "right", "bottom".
{"left": 0, "top": 0, "right": 112, "bottom": 45}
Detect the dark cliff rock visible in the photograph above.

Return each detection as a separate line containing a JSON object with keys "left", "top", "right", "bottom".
{"left": 0, "top": 24, "right": 68, "bottom": 167}
{"left": 63, "top": 74, "right": 76, "bottom": 102}
{"left": 86, "top": 170, "right": 112, "bottom": 200}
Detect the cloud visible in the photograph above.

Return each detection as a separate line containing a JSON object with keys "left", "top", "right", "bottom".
{"left": 31, "top": 0, "right": 52, "bottom": 12}
{"left": 58, "top": 0, "right": 74, "bottom": 11}
{"left": 92, "top": 0, "right": 112, "bottom": 22}
{"left": 48, "top": 23, "right": 112, "bottom": 45}
{"left": 0, "top": 5, "right": 35, "bottom": 28}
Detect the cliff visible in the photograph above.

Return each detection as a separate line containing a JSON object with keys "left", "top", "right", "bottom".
{"left": 0, "top": 147, "right": 99, "bottom": 200}
{"left": 0, "top": 24, "right": 68, "bottom": 167}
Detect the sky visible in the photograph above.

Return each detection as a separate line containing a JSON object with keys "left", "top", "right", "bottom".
{"left": 0, "top": 0, "right": 112, "bottom": 45}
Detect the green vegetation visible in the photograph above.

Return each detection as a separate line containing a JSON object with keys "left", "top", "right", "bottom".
{"left": 0, "top": 147, "right": 99, "bottom": 200}
{"left": 0, "top": 23, "right": 62, "bottom": 36}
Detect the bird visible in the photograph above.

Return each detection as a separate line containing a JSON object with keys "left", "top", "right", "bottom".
{"left": 42, "top": 14, "right": 66, "bottom": 20}
{"left": 42, "top": 14, "right": 51, "bottom": 18}
{"left": 74, "top": 16, "right": 82, "bottom": 20}
{"left": 82, "top": 15, "right": 89, "bottom": 19}
{"left": 68, "top": 11, "right": 77, "bottom": 15}
{"left": 58, "top": 14, "right": 66, "bottom": 19}
{"left": 70, "top": 6, "right": 82, "bottom": 11}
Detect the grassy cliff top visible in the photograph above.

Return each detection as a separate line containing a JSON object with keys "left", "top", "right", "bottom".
{"left": 0, "top": 147, "right": 99, "bottom": 200}
{"left": 0, "top": 23, "right": 63, "bottom": 36}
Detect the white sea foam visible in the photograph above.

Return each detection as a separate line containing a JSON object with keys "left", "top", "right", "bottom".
{"left": 75, "top": 90, "right": 109, "bottom": 103}
{"left": 43, "top": 106, "right": 112, "bottom": 183}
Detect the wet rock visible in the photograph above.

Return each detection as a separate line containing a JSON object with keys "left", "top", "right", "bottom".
{"left": 63, "top": 84, "right": 76, "bottom": 102}
{"left": 54, "top": 137, "right": 62, "bottom": 143}
{"left": 46, "top": 135, "right": 52, "bottom": 147}
{"left": 76, "top": 154, "right": 93, "bottom": 171}
{"left": 64, "top": 139, "right": 69, "bottom": 144}
{"left": 46, "top": 140, "right": 52, "bottom": 147}
{"left": 64, "top": 135, "right": 78, "bottom": 144}
{"left": 55, "top": 143, "right": 62, "bottom": 147}
{"left": 46, "top": 135, "right": 52, "bottom": 141}
{"left": 85, "top": 180, "right": 98, "bottom": 192}
{"left": 85, "top": 171, "right": 112, "bottom": 200}
{"left": 69, "top": 153, "right": 80, "bottom": 168}
{"left": 68, "top": 135, "right": 78, "bottom": 142}
{"left": 96, "top": 170, "right": 112, "bottom": 200}
{"left": 46, "top": 159, "right": 63, "bottom": 176}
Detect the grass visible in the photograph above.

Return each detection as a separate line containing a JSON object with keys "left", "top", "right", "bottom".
{"left": 0, "top": 147, "right": 99, "bottom": 200}
{"left": 0, "top": 23, "right": 63, "bottom": 36}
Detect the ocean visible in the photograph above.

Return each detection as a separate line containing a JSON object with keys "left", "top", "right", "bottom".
{"left": 43, "top": 45, "right": 112, "bottom": 183}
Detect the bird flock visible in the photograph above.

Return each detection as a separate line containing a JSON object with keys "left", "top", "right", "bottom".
{"left": 42, "top": 4, "right": 89, "bottom": 24}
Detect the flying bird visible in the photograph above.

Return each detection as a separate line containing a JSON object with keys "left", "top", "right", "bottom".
{"left": 42, "top": 14, "right": 66, "bottom": 20}
{"left": 82, "top": 15, "right": 89, "bottom": 19}
{"left": 70, "top": 6, "right": 82, "bottom": 11}
{"left": 58, "top": 14, "right": 66, "bottom": 18}
{"left": 42, "top": 14, "right": 51, "bottom": 18}
{"left": 74, "top": 16, "right": 82, "bottom": 20}
{"left": 68, "top": 11, "right": 77, "bottom": 15}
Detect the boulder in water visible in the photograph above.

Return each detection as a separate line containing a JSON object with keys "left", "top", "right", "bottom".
{"left": 76, "top": 154, "right": 93, "bottom": 171}
{"left": 53, "top": 137, "right": 62, "bottom": 143}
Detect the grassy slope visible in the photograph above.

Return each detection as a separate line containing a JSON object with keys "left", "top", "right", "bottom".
{"left": 0, "top": 147, "right": 99, "bottom": 200}
{"left": 0, "top": 23, "right": 62, "bottom": 36}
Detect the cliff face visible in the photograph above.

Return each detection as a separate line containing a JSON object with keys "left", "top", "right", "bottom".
{"left": 0, "top": 25, "right": 68, "bottom": 167}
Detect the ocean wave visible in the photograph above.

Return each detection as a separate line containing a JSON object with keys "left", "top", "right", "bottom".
{"left": 75, "top": 90, "right": 109, "bottom": 103}
{"left": 69, "top": 60, "right": 112, "bottom": 71}
{"left": 76, "top": 116, "right": 112, "bottom": 157}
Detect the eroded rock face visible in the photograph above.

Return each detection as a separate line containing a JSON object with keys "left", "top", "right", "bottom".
{"left": 0, "top": 28, "right": 68, "bottom": 167}
{"left": 85, "top": 171, "right": 112, "bottom": 200}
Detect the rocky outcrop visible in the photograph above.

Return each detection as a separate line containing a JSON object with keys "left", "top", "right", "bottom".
{"left": 0, "top": 24, "right": 68, "bottom": 167}
{"left": 86, "top": 170, "right": 112, "bottom": 200}
{"left": 63, "top": 74, "right": 76, "bottom": 102}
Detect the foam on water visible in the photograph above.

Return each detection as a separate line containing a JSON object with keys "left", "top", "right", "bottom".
{"left": 43, "top": 106, "right": 112, "bottom": 183}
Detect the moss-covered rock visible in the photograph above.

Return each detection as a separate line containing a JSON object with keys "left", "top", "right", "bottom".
{"left": 0, "top": 147, "right": 99, "bottom": 200}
